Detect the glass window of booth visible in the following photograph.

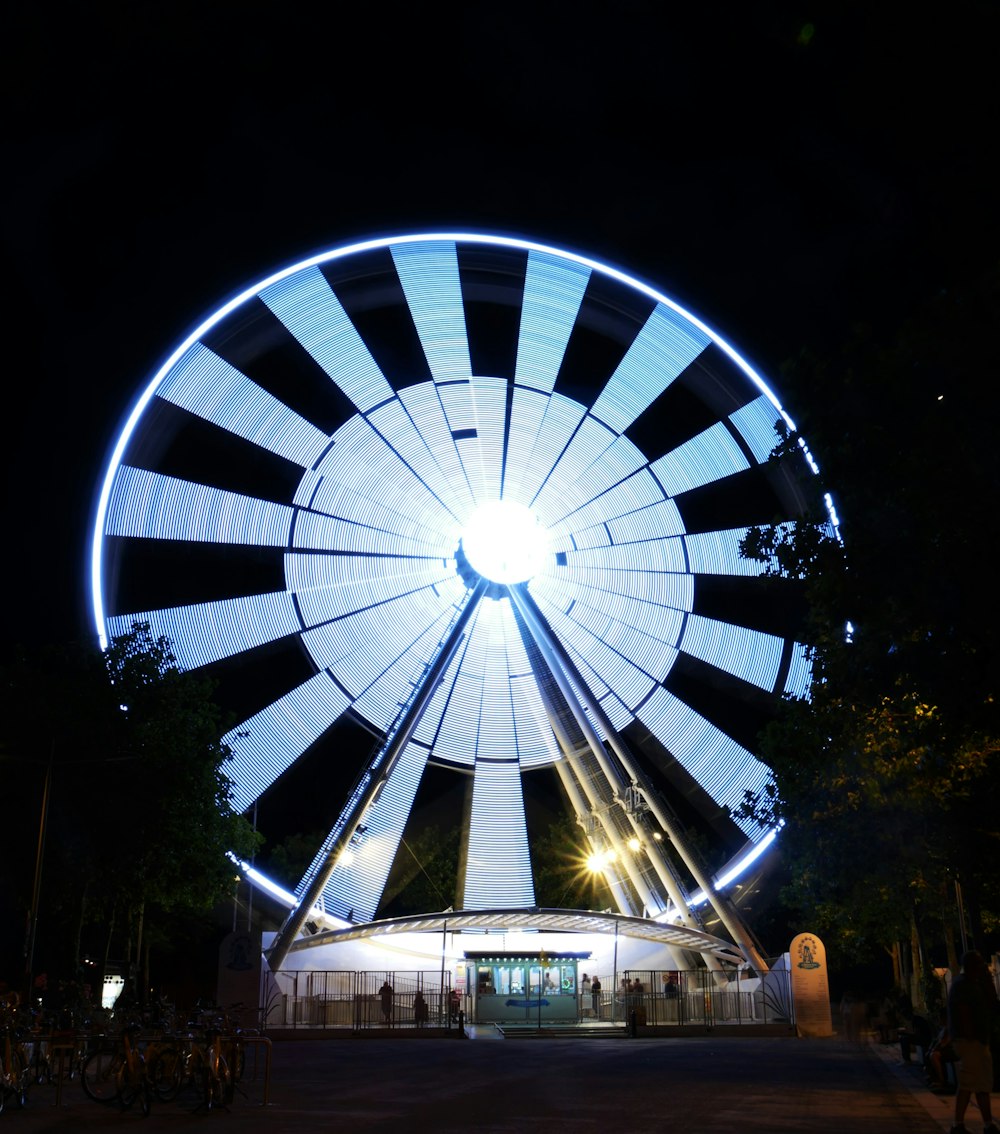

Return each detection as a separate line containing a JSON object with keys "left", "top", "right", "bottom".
{"left": 474, "top": 960, "right": 578, "bottom": 996}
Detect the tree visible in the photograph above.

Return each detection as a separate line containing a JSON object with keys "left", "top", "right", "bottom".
{"left": 737, "top": 269, "right": 1000, "bottom": 996}
{"left": 378, "top": 824, "right": 462, "bottom": 917}
{"left": 0, "top": 624, "right": 261, "bottom": 998}
{"left": 531, "top": 811, "right": 615, "bottom": 911}
{"left": 96, "top": 624, "right": 262, "bottom": 987}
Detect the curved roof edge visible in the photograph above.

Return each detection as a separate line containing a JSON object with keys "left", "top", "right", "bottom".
{"left": 281, "top": 907, "right": 747, "bottom": 964}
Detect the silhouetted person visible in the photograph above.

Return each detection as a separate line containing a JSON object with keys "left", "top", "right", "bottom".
{"left": 379, "top": 980, "right": 394, "bottom": 1025}
{"left": 947, "top": 950, "right": 999, "bottom": 1134}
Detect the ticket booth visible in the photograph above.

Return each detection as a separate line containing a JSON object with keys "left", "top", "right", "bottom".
{"left": 466, "top": 952, "right": 591, "bottom": 1024}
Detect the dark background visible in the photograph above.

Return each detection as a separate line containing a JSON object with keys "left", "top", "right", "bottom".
{"left": 6, "top": 1, "right": 996, "bottom": 652}
{"left": 3, "top": 2, "right": 997, "bottom": 986}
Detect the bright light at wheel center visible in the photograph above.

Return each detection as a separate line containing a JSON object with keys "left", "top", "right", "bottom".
{"left": 462, "top": 501, "right": 551, "bottom": 584}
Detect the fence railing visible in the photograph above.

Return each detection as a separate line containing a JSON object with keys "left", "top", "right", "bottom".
{"left": 263, "top": 965, "right": 793, "bottom": 1031}
{"left": 613, "top": 967, "right": 793, "bottom": 1027}
{"left": 263, "top": 970, "right": 458, "bottom": 1031}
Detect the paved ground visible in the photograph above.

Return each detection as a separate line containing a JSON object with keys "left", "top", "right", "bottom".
{"left": 7, "top": 1030, "right": 981, "bottom": 1133}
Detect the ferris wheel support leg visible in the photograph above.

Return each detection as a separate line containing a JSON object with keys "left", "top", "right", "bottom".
{"left": 509, "top": 584, "right": 769, "bottom": 975}
{"left": 550, "top": 748, "right": 644, "bottom": 917}
{"left": 266, "top": 579, "right": 489, "bottom": 970}
{"left": 508, "top": 585, "right": 664, "bottom": 917}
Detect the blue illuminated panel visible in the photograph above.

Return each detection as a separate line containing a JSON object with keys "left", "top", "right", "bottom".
{"left": 315, "top": 739, "right": 431, "bottom": 922}
{"left": 636, "top": 687, "right": 771, "bottom": 838}
{"left": 224, "top": 672, "right": 352, "bottom": 811}
{"left": 158, "top": 342, "right": 331, "bottom": 467}
{"left": 514, "top": 250, "right": 590, "bottom": 393}
{"left": 391, "top": 241, "right": 472, "bottom": 381}
{"left": 729, "top": 395, "right": 785, "bottom": 464}
{"left": 463, "top": 759, "right": 535, "bottom": 909}
{"left": 590, "top": 303, "right": 710, "bottom": 433}
{"left": 651, "top": 424, "right": 750, "bottom": 496}
{"left": 681, "top": 614, "right": 784, "bottom": 692}
{"left": 107, "top": 593, "right": 299, "bottom": 671}
{"left": 106, "top": 467, "right": 293, "bottom": 545}
{"left": 260, "top": 267, "right": 395, "bottom": 413}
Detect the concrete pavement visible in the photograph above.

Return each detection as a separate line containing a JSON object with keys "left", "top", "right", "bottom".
{"left": 8, "top": 1030, "right": 980, "bottom": 1133}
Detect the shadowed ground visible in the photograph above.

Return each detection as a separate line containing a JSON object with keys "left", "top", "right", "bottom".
{"left": 13, "top": 1033, "right": 963, "bottom": 1133}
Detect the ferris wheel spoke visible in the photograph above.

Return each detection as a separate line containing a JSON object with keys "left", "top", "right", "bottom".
{"left": 513, "top": 248, "right": 591, "bottom": 394}
{"left": 511, "top": 392, "right": 586, "bottom": 507}
{"left": 391, "top": 241, "right": 472, "bottom": 381}
{"left": 441, "top": 375, "right": 507, "bottom": 504}
{"left": 679, "top": 613, "right": 785, "bottom": 693}
{"left": 589, "top": 303, "right": 711, "bottom": 434}
{"left": 157, "top": 341, "right": 331, "bottom": 467}
{"left": 685, "top": 527, "right": 774, "bottom": 577}
{"left": 370, "top": 390, "right": 474, "bottom": 517}
{"left": 259, "top": 266, "right": 395, "bottom": 413}
{"left": 464, "top": 759, "right": 535, "bottom": 908}
{"left": 635, "top": 686, "right": 770, "bottom": 836}
{"left": 534, "top": 594, "right": 659, "bottom": 714}
{"left": 728, "top": 394, "right": 788, "bottom": 463}
{"left": 224, "top": 672, "right": 352, "bottom": 811}
{"left": 651, "top": 423, "right": 753, "bottom": 496}
{"left": 549, "top": 471, "right": 678, "bottom": 542}
{"left": 531, "top": 417, "right": 640, "bottom": 524}
{"left": 107, "top": 592, "right": 300, "bottom": 672}
{"left": 288, "top": 554, "right": 457, "bottom": 627}
{"left": 105, "top": 467, "right": 294, "bottom": 545}
{"left": 308, "top": 738, "right": 432, "bottom": 922}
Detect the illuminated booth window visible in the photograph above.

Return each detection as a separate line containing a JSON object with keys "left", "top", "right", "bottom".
{"left": 466, "top": 953, "right": 592, "bottom": 1025}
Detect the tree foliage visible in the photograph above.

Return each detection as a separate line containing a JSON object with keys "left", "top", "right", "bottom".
{"left": 531, "top": 811, "right": 616, "bottom": 911}
{"left": 1, "top": 624, "right": 261, "bottom": 987}
{"left": 737, "top": 268, "right": 1000, "bottom": 971}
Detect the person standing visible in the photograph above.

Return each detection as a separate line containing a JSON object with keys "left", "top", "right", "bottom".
{"left": 591, "top": 975, "right": 602, "bottom": 1020}
{"left": 947, "top": 950, "right": 999, "bottom": 1134}
{"left": 581, "top": 973, "right": 592, "bottom": 1016}
{"left": 413, "top": 989, "right": 428, "bottom": 1027}
{"left": 379, "top": 979, "right": 394, "bottom": 1026}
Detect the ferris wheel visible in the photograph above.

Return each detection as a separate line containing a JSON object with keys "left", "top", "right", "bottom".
{"left": 92, "top": 233, "right": 819, "bottom": 967}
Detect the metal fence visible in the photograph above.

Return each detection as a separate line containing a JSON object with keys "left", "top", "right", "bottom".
{"left": 263, "top": 965, "right": 793, "bottom": 1031}
{"left": 613, "top": 967, "right": 793, "bottom": 1027}
{"left": 263, "top": 970, "right": 457, "bottom": 1031}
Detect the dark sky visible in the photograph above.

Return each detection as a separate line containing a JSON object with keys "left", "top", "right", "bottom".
{"left": 5, "top": 2, "right": 996, "bottom": 653}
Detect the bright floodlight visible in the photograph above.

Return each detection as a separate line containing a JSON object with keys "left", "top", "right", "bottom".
{"left": 461, "top": 501, "right": 550, "bottom": 584}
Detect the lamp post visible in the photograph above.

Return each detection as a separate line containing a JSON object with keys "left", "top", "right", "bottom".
{"left": 25, "top": 753, "right": 53, "bottom": 1002}
{"left": 537, "top": 950, "right": 548, "bottom": 1030}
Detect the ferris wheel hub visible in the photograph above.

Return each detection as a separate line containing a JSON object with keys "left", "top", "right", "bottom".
{"left": 460, "top": 500, "right": 551, "bottom": 584}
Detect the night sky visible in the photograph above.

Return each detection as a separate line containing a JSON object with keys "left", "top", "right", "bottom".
{"left": 3, "top": 3, "right": 997, "bottom": 969}
{"left": 6, "top": 3, "right": 995, "bottom": 657}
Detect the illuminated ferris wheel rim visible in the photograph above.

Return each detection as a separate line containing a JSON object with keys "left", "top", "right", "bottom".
{"left": 87, "top": 229, "right": 831, "bottom": 947}
{"left": 89, "top": 230, "right": 817, "bottom": 640}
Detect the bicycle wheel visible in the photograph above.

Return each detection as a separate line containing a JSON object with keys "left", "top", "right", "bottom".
{"left": 81, "top": 1048, "right": 123, "bottom": 1103}
{"left": 202, "top": 1054, "right": 229, "bottom": 1111}
{"left": 28, "top": 1042, "right": 49, "bottom": 1086}
{"left": 227, "top": 1039, "right": 245, "bottom": 1084}
{"left": 9, "top": 1046, "right": 28, "bottom": 1107}
{"left": 1, "top": 1046, "right": 28, "bottom": 1109}
{"left": 148, "top": 1046, "right": 183, "bottom": 1101}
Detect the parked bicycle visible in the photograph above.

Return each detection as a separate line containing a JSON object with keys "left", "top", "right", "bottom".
{"left": 147, "top": 1004, "right": 245, "bottom": 1111}
{"left": 81, "top": 1022, "right": 151, "bottom": 1115}
{"left": 0, "top": 994, "right": 29, "bottom": 1115}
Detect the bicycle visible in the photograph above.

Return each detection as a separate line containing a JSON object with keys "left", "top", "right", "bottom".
{"left": 147, "top": 1009, "right": 237, "bottom": 1110}
{"left": 0, "top": 995, "right": 29, "bottom": 1115}
{"left": 81, "top": 1023, "right": 151, "bottom": 1115}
